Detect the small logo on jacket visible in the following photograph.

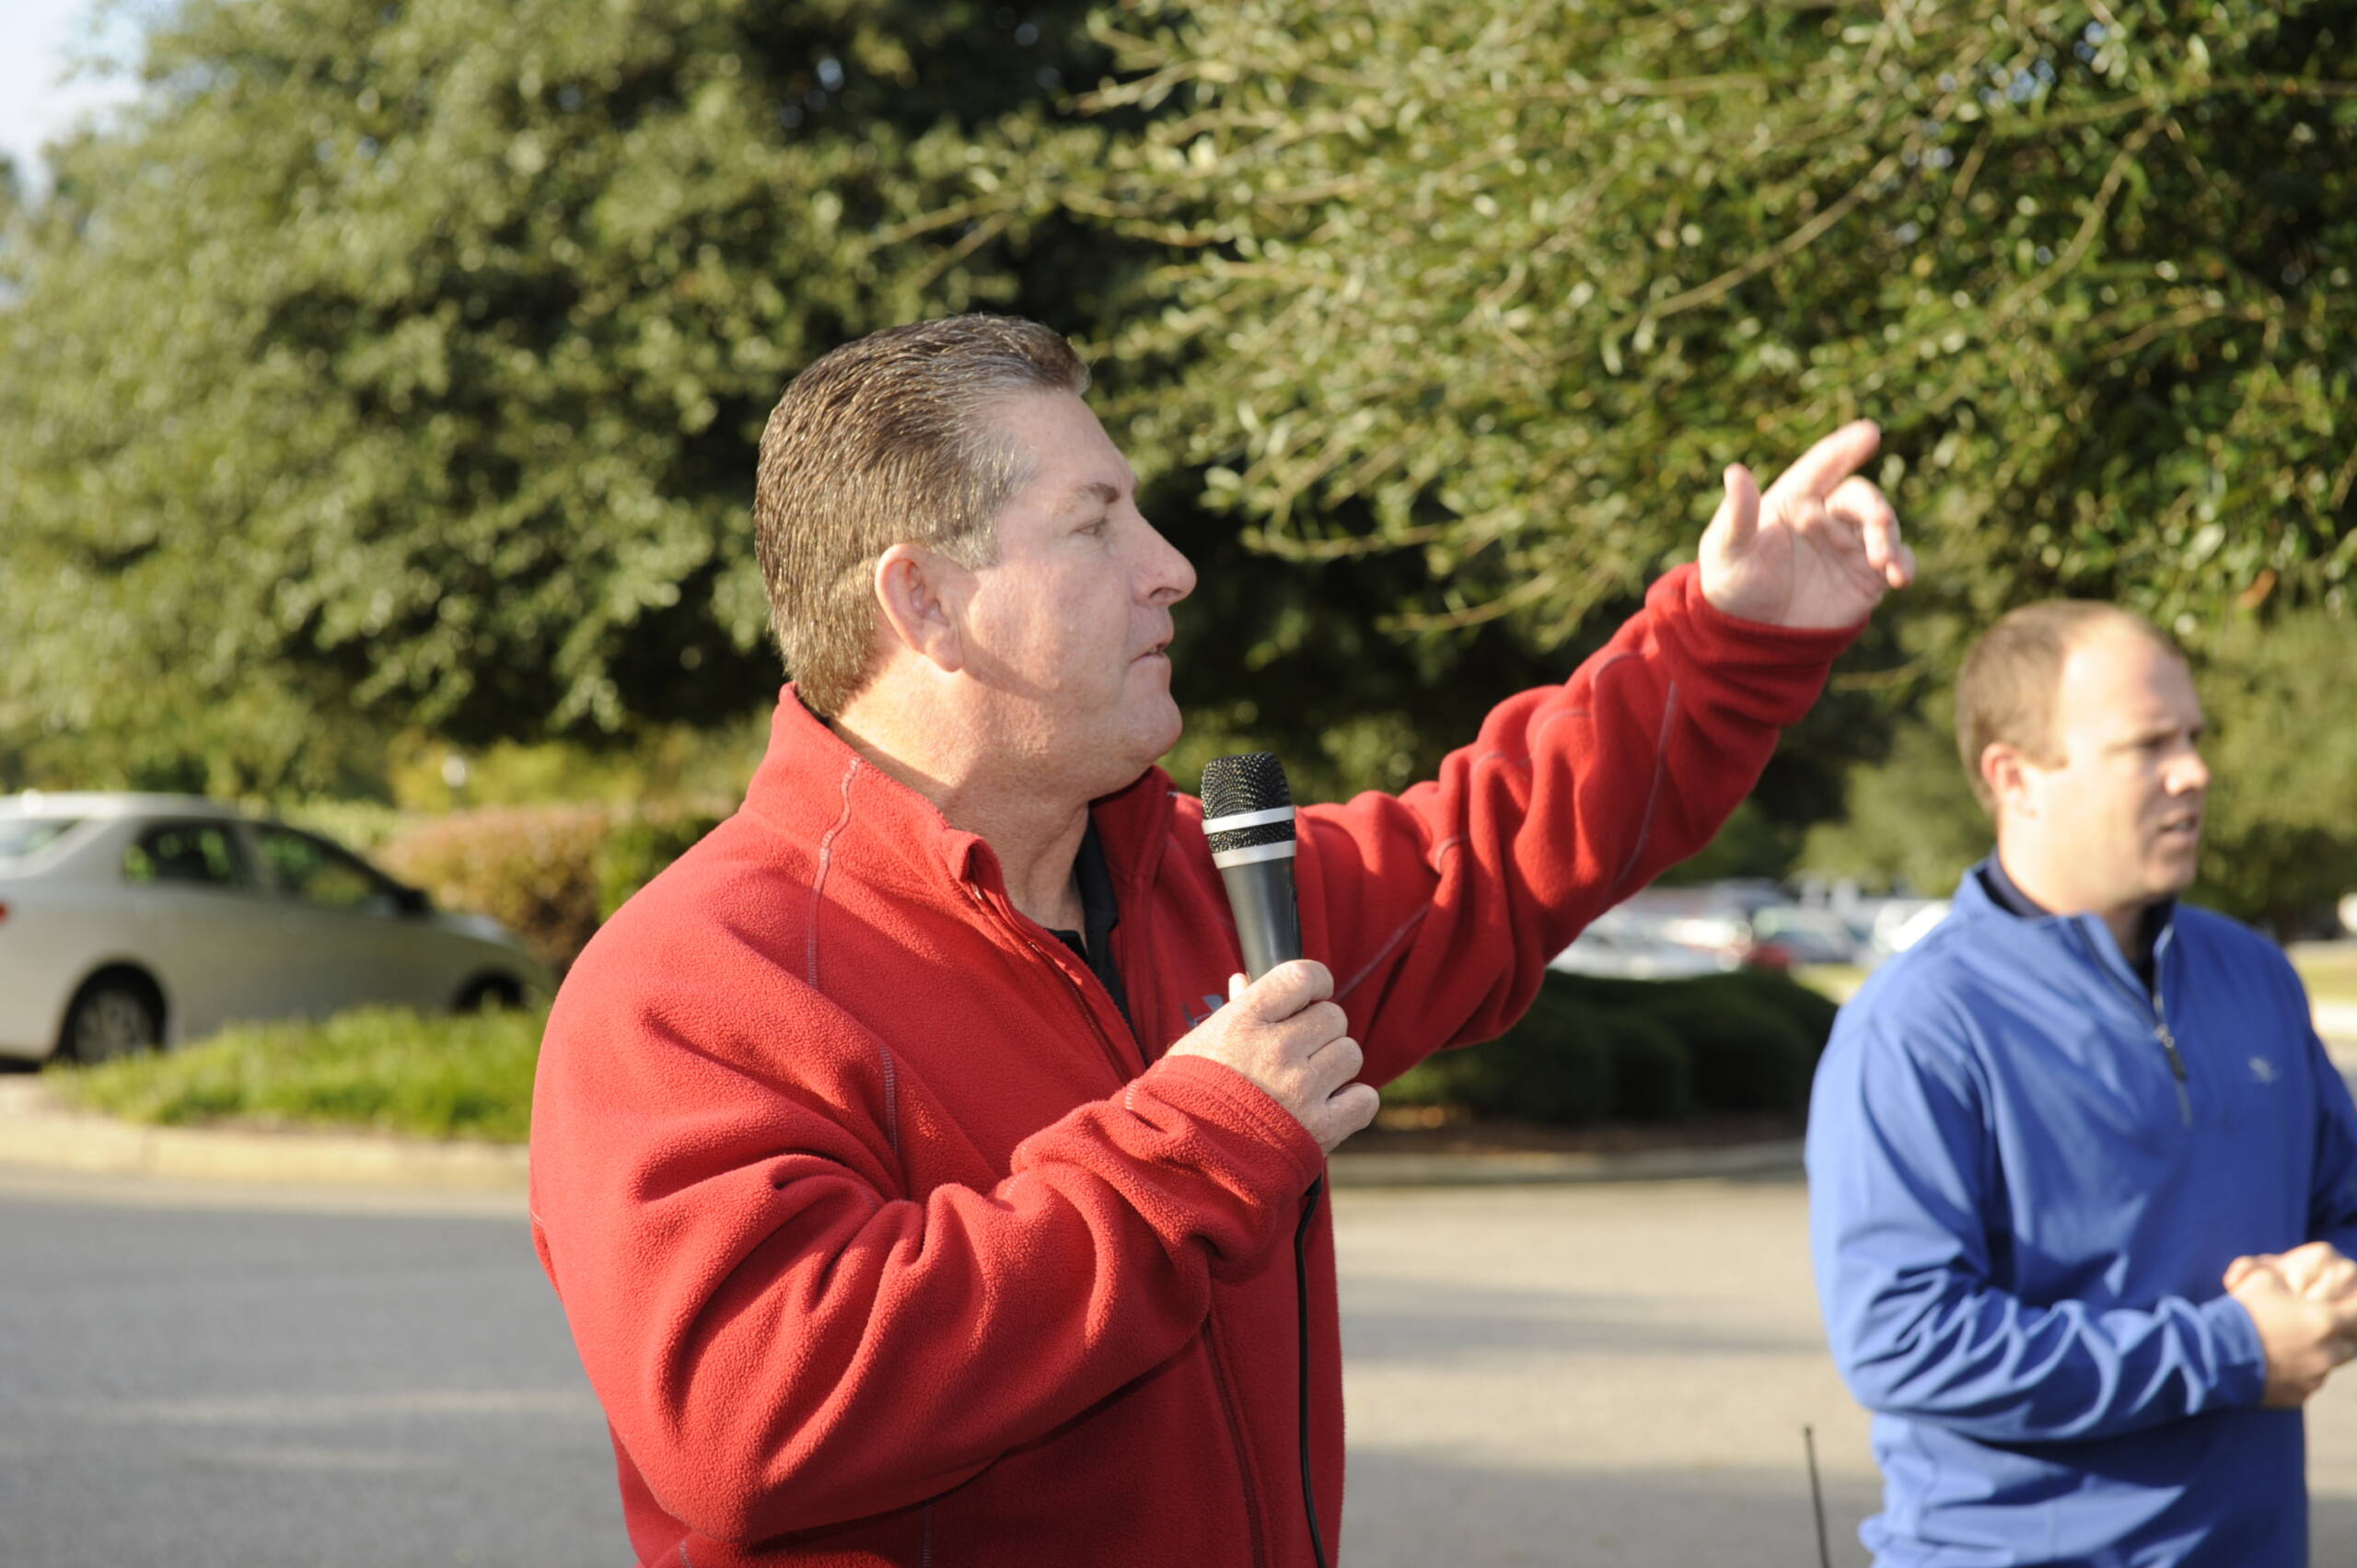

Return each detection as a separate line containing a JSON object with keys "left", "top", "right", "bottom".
{"left": 1181, "top": 993, "right": 1226, "bottom": 1028}
{"left": 2249, "top": 1056, "right": 2278, "bottom": 1086}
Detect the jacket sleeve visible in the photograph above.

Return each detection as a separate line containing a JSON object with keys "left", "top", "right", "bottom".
{"left": 1297, "top": 563, "right": 1858, "bottom": 1085}
{"left": 529, "top": 969, "right": 1325, "bottom": 1546}
{"left": 1807, "top": 996, "right": 2268, "bottom": 1444}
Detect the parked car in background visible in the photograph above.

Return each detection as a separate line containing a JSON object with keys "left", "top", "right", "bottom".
{"left": 0, "top": 793, "right": 552, "bottom": 1064}
{"left": 1747, "top": 905, "right": 1863, "bottom": 968}
{"left": 1549, "top": 906, "right": 1731, "bottom": 980}
{"left": 1864, "top": 898, "right": 1952, "bottom": 961}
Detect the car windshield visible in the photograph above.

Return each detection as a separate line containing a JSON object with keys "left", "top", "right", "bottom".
{"left": 0, "top": 817, "right": 83, "bottom": 862}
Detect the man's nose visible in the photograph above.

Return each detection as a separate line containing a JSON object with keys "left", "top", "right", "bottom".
{"left": 2169, "top": 746, "right": 2211, "bottom": 796}
{"left": 1140, "top": 518, "right": 1196, "bottom": 605}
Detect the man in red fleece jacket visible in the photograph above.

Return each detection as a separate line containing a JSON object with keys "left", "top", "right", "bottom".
{"left": 529, "top": 314, "right": 1914, "bottom": 1567}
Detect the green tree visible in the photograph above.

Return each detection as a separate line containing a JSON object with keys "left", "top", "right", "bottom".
{"left": 2193, "top": 609, "right": 2357, "bottom": 934}
{"left": 0, "top": 0, "right": 1115, "bottom": 791}
{"left": 1062, "top": 1, "right": 2357, "bottom": 641}
{"left": 1797, "top": 707, "right": 1991, "bottom": 897}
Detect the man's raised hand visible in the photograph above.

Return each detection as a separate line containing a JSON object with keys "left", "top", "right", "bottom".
{"left": 1165, "top": 960, "right": 1378, "bottom": 1156}
{"left": 1698, "top": 419, "right": 1916, "bottom": 629}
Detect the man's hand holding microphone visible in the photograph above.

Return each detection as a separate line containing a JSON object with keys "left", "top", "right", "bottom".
{"left": 1167, "top": 961, "right": 1379, "bottom": 1157}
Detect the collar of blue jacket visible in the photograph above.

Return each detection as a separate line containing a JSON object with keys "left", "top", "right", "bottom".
{"left": 1967, "top": 853, "right": 2173, "bottom": 994}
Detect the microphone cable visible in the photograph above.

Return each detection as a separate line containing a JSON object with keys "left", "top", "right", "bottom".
{"left": 1295, "top": 1175, "right": 1329, "bottom": 1568}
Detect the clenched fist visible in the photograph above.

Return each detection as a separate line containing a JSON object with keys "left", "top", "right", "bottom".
{"left": 2225, "top": 1248, "right": 2357, "bottom": 1408}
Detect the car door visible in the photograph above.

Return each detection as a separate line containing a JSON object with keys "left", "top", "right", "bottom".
{"left": 118, "top": 819, "right": 291, "bottom": 1042}
{"left": 249, "top": 825, "right": 447, "bottom": 1016}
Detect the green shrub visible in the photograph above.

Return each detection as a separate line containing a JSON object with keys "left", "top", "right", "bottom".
{"left": 376, "top": 801, "right": 728, "bottom": 971}
{"left": 378, "top": 805, "right": 611, "bottom": 971}
{"left": 1385, "top": 997, "right": 1615, "bottom": 1125}
{"left": 1380, "top": 966, "right": 1837, "bottom": 1128}
{"left": 597, "top": 805, "right": 727, "bottom": 919}
{"left": 1642, "top": 992, "right": 1817, "bottom": 1114}
{"left": 1689, "top": 970, "right": 1842, "bottom": 1052}
{"left": 1598, "top": 1011, "right": 1693, "bottom": 1121}
{"left": 50, "top": 1006, "right": 545, "bottom": 1142}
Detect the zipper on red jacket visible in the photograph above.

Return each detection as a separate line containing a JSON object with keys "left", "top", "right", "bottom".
{"left": 956, "top": 878, "right": 1141, "bottom": 1083}
{"left": 1017, "top": 932, "right": 1145, "bottom": 1081}
{"left": 986, "top": 885, "right": 1269, "bottom": 1562}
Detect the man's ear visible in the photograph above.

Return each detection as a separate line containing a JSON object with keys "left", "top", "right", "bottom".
{"left": 1980, "top": 741, "right": 2035, "bottom": 820}
{"left": 873, "top": 543, "right": 967, "bottom": 674}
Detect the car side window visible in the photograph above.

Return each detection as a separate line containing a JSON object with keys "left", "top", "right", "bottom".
{"left": 255, "top": 827, "right": 395, "bottom": 914}
{"left": 123, "top": 822, "right": 248, "bottom": 888}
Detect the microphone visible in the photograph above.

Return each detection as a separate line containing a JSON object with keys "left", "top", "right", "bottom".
{"left": 1202, "top": 750, "right": 1330, "bottom": 1568}
{"left": 1201, "top": 751, "right": 1300, "bottom": 981}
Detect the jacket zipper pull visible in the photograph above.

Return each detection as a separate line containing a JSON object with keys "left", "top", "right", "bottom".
{"left": 2154, "top": 1018, "right": 2192, "bottom": 1127}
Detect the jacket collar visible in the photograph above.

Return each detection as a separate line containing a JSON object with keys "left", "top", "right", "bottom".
{"left": 1956, "top": 856, "right": 2177, "bottom": 990}
{"left": 742, "top": 685, "right": 1177, "bottom": 902}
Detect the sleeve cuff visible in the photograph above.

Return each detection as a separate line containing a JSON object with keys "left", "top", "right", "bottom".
{"left": 2199, "top": 1293, "right": 2271, "bottom": 1407}
{"left": 1140, "top": 1054, "right": 1329, "bottom": 1194}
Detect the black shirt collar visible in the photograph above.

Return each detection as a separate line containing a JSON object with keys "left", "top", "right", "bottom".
{"left": 1047, "top": 820, "right": 1133, "bottom": 1040}
{"left": 1981, "top": 855, "right": 2172, "bottom": 985}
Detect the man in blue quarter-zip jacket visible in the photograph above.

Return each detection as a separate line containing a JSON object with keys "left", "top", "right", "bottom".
{"left": 1808, "top": 599, "right": 2357, "bottom": 1568}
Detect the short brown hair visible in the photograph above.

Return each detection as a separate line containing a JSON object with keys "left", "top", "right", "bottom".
{"left": 752, "top": 315, "right": 1090, "bottom": 716}
{"left": 1955, "top": 600, "right": 2179, "bottom": 810}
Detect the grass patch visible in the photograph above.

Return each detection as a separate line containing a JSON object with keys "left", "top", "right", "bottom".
{"left": 2295, "top": 948, "right": 2357, "bottom": 1005}
{"left": 1790, "top": 963, "right": 1867, "bottom": 1004}
{"left": 46, "top": 1005, "right": 544, "bottom": 1143}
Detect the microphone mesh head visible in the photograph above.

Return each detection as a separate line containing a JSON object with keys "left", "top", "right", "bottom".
{"left": 1202, "top": 753, "right": 1295, "bottom": 854}
{"left": 1202, "top": 752, "right": 1293, "bottom": 818}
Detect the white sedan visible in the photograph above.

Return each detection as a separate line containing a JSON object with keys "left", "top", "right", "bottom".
{"left": 0, "top": 793, "right": 552, "bottom": 1063}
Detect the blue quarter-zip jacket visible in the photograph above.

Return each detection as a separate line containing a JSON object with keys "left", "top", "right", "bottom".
{"left": 1808, "top": 861, "right": 2357, "bottom": 1567}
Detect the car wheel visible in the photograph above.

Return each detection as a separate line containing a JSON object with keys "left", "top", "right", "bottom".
{"left": 63, "top": 976, "right": 164, "bottom": 1064}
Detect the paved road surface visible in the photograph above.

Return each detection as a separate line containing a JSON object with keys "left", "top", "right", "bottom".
{"left": 0, "top": 1170, "right": 621, "bottom": 1568}
{"left": 11, "top": 1166, "right": 2357, "bottom": 1566}
{"left": 1331, "top": 1177, "right": 2357, "bottom": 1568}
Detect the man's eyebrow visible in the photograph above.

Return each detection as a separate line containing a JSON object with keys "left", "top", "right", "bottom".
{"left": 2110, "top": 719, "right": 2200, "bottom": 748}
{"left": 1055, "top": 480, "right": 1124, "bottom": 515}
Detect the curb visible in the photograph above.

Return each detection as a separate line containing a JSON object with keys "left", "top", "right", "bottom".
{"left": 0, "top": 1077, "right": 1801, "bottom": 1192}
{"left": 0, "top": 1078, "right": 529, "bottom": 1192}
{"left": 1327, "top": 1138, "right": 1804, "bottom": 1188}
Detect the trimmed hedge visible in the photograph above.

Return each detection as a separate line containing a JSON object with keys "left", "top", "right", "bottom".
{"left": 1384, "top": 967, "right": 1840, "bottom": 1126}
{"left": 378, "top": 802, "right": 726, "bottom": 972}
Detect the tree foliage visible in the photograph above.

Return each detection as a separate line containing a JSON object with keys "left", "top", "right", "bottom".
{"left": 0, "top": 0, "right": 1110, "bottom": 789}
{"left": 3, "top": 0, "right": 2352, "bottom": 867}
{"left": 1063, "top": 0, "right": 2357, "bottom": 649}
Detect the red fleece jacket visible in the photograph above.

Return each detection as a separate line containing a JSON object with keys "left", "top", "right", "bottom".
{"left": 529, "top": 564, "right": 1855, "bottom": 1566}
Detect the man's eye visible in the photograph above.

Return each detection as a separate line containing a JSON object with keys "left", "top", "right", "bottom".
{"left": 1081, "top": 516, "right": 1110, "bottom": 536}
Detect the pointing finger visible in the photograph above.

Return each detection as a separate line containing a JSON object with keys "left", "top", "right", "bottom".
{"left": 1762, "top": 419, "right": 1881, "bottom": 507}
{"left": 1707, "top": 462, "right": 1761, "bottom": 556}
